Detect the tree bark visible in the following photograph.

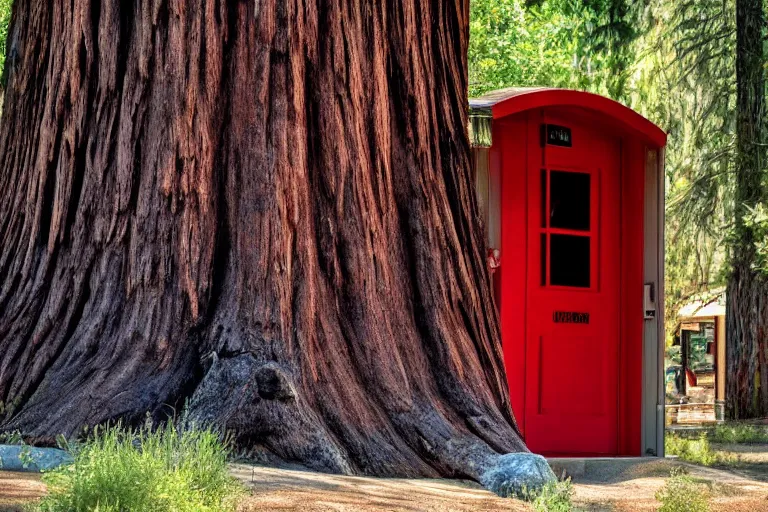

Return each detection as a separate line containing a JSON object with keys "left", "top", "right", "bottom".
{"left": 0, "top": 0, "right": 527, "bottom": 482}
{"left": 726, "top": 0, "right": 768, "bottom": 419}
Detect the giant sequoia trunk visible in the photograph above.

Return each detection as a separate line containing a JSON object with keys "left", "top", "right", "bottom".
{"left": 726, "top": 0, "right": 768, "bottom": 418}
{"left": 0, "top": 0, "right": 528, "bottom": 482}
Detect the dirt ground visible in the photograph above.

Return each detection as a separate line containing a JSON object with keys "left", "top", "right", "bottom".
{"left": 231, "top": 464, "right": 529, "bottom": 511}
{"left": 564, "top": 458, "right": 768, "bottom": 511}
{"left": 231, "top": 457, "right": 768, "bottom": 511}
{"left": 2, "top": 457, "right": 767, "bottom": 511}
{"left": 0, "top": 471, "right": 46, "bottom": 512}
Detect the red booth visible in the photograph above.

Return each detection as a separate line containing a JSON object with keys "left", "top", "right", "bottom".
{"left": 470, "top": 88, "right": 667, "bottom": 457}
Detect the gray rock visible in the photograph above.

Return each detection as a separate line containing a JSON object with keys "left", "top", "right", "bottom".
{"left": 0, "top": 445, "right": 73, "bottom": 472}
{"left": 480, "top": 452, "right": 556, "bottom": 498}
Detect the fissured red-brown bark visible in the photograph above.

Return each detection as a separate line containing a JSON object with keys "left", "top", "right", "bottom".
{"left": 726, "top": 0, "right": 768, "bottom": 419}
{"left": 0, "top": 0, "right": 525, "bottom": 480}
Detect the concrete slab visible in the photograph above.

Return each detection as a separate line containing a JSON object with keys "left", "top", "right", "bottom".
{"left": 547, "top": 457, "right": 657, "bottom": 479}
{"left": 547, "top": 457, "right": 586, "bottom": 477}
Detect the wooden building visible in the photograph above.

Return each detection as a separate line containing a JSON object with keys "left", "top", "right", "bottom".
{"left": 674, "top": 290, "right": 727, "bottom": 424}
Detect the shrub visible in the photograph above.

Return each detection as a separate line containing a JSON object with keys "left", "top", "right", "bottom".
{"left": 528, "top": 478, "right": 575, "bottom": 512}
{"left": 710, "top": 424, "right": 768, "bottom": 444}
{"left": 35, "top": 421, "right": 244, "bottom": 512}
{"left": 655, "top": 467, "right": 709, "bottom": 512}
{"left": 665, "top": 433, "right": 735, "bottom": 466}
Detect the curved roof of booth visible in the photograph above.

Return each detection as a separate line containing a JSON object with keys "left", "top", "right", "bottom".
{"left": 469, "top": 87, "right": 667, "bottom": 148}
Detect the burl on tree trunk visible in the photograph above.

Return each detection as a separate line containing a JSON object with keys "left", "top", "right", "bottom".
{"left": 0, "top": 0, "right": 534, "bottom": 488}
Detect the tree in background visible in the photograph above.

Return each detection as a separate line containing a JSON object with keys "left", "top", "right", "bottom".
{"left": 634, "top": 0, "right": 768, "bottom": 418}
{"left": 726, "top": 0, "right": 767, "bottom": 418}
{"left": 0, "top": 0, "right": 531, "bottom": 488}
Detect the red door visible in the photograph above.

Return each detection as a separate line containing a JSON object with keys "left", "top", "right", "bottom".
{"left": 524, "top": 115, "right": 621, "bottom": 455}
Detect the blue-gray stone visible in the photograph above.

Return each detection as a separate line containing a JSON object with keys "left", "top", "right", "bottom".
{"left": 480, "top": 452, "right": 557, "bottom": 498}
{"left": 0, "top": 445, "right": 73, "bottom": 472}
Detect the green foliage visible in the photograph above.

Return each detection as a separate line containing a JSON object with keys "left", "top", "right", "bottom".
{"left": 665, "top": 433, "right": 735, "bottom": 466}
{"left": 35, "top": 421, "right": 244, "bottom": 512}
{"left": 555, "top": 0, "right": 647, "bottom": 99}
{"left": 655, "top": 467, "right": 710, "bottom": 512}
{"left": 0, "top": 429, "right": 23, "bottom": 445}
{"left": 530, "top": 478, "right": 575, "bottom": 512}
{"left": 627, "top": 0, "right": 735, "bottom": 330}
{"left": 0, "top": 0, "right": 11, "bottom": 76}
{"left": 469, "top": 0, "right": 643, "bottom": 99}
{"left": 469, "top": 0, "right": 577, "bottom": 97}
{"left": 514, "top": 477, "right": 575, "bottom": 511}
{"left": 710, "top": 423, "right": 768, "bottom": 444}
{"left": 17, "top": 443, "right": 33, "bottom": 469}
{"left": 469, "top": 0, "right": 628, "bottom": 98}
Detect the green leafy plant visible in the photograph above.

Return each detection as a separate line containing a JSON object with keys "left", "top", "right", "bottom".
{"left": 0, "top": 429, "right": 23, "bottom": 445}
{"left": 530, "top": 478, "right": 575, "bottom": 512}
{"left": 0, "top": 0, "right": 11, "bottom": 82}
{"left": 515, "top": 477, "right": 575, "bottom": 511}
{"left": 17, "top": 443, "right": 33, "bottom": 469}
{"left": 665, "top": 433, "right": 736, "bottom": 466}
{"left": 710, "top": 423, "right": 768, "bottom": 444}
{"left": 469, "top": 0, "right": 594, "bottom": 97}
{"left": 35, "top": 421, "right": 244, "bottom": 512}
{"left": 655, "top": 467, "right": 710, "bottom": 512}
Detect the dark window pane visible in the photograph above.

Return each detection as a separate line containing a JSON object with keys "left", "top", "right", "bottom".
{"left": 550, "top": 235, "right": 590, "bottom": 287}
{"left": 550, "top": 171, "right": 590, "bottom": 231}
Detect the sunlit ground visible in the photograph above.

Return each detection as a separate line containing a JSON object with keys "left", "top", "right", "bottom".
{"left": 5, "top": 455, "right": 767, "bottom": 512}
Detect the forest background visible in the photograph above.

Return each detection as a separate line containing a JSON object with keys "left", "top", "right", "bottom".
{"left": 469, "top": 0, "right": 737, "bottom": 338}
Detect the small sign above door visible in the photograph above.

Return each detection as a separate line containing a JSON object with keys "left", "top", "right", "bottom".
{"left": 542, "top": 124, "right": 573, "bottom": 147}
{"left": 553, "top": 311, "right": 590, "bottom": 324}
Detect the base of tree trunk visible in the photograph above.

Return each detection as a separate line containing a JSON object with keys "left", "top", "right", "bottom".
{"left": 726, "top": 263, "right": 768, "bottom": 418}
{"left": 0, "top": 0, "right": 531, "bottom": 493}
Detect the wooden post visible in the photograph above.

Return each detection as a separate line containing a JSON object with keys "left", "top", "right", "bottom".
{"left": 681, "top": 330, "right": 689, "bottom": 396}
{"left": 716, "top": 315, "right": 727, "bottom": 421}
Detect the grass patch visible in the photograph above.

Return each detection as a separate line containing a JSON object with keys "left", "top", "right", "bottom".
{"left": 665, "top": 433, "right": 736, "bottom": 466}
{"left": 0, "top": 431, "right": 23, "bottom": 445}
{"left": 34, "top": 421, "right": 244, "bottom": 512}
{"left": 655, "top": 467, "right": 710, "bottom": 512}
{"left": 710, "top": 423, "right": 768, "bottom": 444}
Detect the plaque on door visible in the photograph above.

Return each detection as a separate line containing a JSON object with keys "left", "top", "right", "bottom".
{"left": 542, "top": 124, "right": 573, "bottom": 147}
{"left": 553, "top": 311, "right": 590, "bottom": 324}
